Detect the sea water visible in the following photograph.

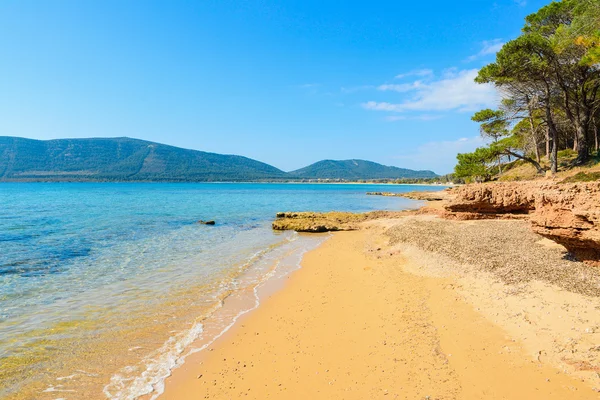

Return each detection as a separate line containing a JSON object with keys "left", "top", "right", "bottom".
{"left": 0, "top": 183, "right": 443, "bottom": 399}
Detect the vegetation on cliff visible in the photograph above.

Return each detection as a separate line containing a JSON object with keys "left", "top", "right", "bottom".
{"left": 455, "top": 0, "right": 600, "bottom": 182}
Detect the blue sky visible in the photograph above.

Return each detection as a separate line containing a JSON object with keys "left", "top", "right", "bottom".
{"left": 0, "top": 0, "right": 550, "bottom": 174}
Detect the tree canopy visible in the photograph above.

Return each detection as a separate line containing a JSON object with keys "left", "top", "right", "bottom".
{"left": 456, "top": 0, "right": 600, "bottom": 181}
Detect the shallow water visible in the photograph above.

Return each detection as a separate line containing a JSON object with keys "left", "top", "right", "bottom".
{"left": 0, "top": 183, "right": 443, "bottom": 399}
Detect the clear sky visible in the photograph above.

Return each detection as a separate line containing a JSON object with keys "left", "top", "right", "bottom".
{"left": 0, "top": 0, "right": 551, "bottom": 174}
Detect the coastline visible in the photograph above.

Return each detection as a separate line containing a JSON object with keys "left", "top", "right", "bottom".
{"left": 157, "top": 207, "right": 600, "bottom": 399}
{"left": 0, "top": 182, "right": 430, "bottom": 400}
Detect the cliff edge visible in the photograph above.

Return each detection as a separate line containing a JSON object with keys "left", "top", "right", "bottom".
{"left": 445, "top": 182, "right": 600, "bottom": 265}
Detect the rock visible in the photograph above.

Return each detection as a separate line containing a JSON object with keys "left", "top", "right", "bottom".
{"left": 272, "top": 212, "right": 360, "bottom": 232}
{"left": 529, "top": 183, "right": 600, "bottom": 265}
{"left": 198, "top": 220, "right": 216, "bottom": 225}
{"left": 272, "top": 211, "right": 407, "bottom": 233}
{"left": 444, "top": 181, "right": 600, "bottom": 265}
{"left": 366, "top": 190, "right": 450, "bottom": 201}
{"left": 445, "top": 183, "right": 535, "bottom": 214}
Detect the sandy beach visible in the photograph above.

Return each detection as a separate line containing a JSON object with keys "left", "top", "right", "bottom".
{"left": 158, "top": 215, "right": 600, "bottom": 399}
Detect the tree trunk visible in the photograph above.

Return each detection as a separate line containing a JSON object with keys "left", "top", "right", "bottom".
{"left": 545, "top": 100, "right": 559, "bottom": 174}
{"left": 526, "top": 102, "right": 541, "bottom": 163}
{"left": 504, "top": 150, "right": 545, "bottom": 174}
{"left": 575, "top": 112, "right": 591, "bottom": 165}
{"left": 545, "top": 126, "right": 551, "bottom": 158}
{"left": 533, "top": 136, "right": 541, "bottom": 163}
{"left": 551, "top": 129, "right": 559, "bottom": 174}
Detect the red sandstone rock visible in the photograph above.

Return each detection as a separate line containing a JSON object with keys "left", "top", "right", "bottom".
{"left": 445, "top": 181, "right": 600, "bottom": 265}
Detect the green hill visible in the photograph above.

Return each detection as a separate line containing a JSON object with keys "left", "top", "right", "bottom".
{"left": 0, "top": 137, "right": 438, "bottom": 182}
{"left": 289, "top": 159, "right": 438, "bottom": 180}
{"left": 0, "top": 137, "right": 286, "bottom": 182}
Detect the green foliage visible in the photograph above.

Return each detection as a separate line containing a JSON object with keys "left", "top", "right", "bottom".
{"left": 454, "top": 147, "right": 495, "bottom": 181}
{"left": 471, "top": 109, "right": 505, "bottom": 122}
{"left": 466, "top": 0, "right": 600, "bottom": 173}
{"left": 477, "top": 34, "right": 554, "bottom": 86}
{"left": 554, "top": 0, "right": 600, "bottom": 66}
{"left": 471, "top": 109, "right": 510, "bottom": 141}
{"left": 523, "top": 0, "right": 574, "bottom": 37}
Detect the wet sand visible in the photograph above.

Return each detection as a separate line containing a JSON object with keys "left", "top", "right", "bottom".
{"left": 159, "top": 228, "right": 599, "bottom": 399}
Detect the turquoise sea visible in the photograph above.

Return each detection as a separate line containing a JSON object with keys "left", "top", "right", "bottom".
{"left": 0, "top": 183, "right": 444, "bottom": 399}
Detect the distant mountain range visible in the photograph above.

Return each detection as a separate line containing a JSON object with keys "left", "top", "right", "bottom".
{"left": 289, "top": 159, "right": 437, "bottom": 180}
{"left": 0, "top": 137, "right": 437, "bottom": 182}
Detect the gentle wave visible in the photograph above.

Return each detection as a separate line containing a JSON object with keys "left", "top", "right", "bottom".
{"left": 103, "top": 233, "right": 328, "bottom": 400}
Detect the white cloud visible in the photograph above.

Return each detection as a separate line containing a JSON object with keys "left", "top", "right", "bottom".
{"left": 341, "top": 85, "right": 375, "bottom": 94}
{"left": 393, "top": 136, "right": 487, "bottom": 174}
{"left": 394, "top": 69, "right": 433, "bottom": 79}
{"left": 362, "top": 69, "right": 497, "bottom": 113}
{"left": 384, "top": 114, "right": 443, "bottom": 122}
{"left": 414, "top": 114, "right": 443, "bottom": 121}
{"left": 385, "top": 115, "right": 407, "bottom": 121}
{"left": 377, "top": 81, "right": 425, "bottom": 93}
{"left": 299, "top": 83, "right": 320, "bottom": 88}
{"left": 363, "top": 101, "right": 403, "bottom": 112}
{"left": 466, "top": 39, "right": 505, "bottom": 62}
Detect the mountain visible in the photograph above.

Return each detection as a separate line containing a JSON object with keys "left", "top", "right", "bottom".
{"left": 0, "top": 137, "right": 438, "bottom": 182}
{"left": 0, "top": 137, "right": 286, "bottom": 182}
{"left": 289, "top": 159, "right": 437, "bottom": 180}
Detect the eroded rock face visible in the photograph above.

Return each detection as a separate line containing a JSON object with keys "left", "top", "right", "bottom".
{"left": 446, "top": 183, "right": 536, "bottom": 214}
{"left": 530, "top": 183, "right": 600, "bottom": 264}
{"left": 446, "top": 182, "right": 600, "bottom": 265}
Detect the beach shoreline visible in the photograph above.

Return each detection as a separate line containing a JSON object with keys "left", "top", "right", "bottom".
{"left": 157, "top": 208, "right": 600, "bottom": 399}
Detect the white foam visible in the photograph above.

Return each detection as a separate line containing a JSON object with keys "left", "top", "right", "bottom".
{"left": 103, "top": 233, "right": 328, "bottom": 399}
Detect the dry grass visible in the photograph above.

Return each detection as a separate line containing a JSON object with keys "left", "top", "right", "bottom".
{"left": 385, "top": 217, "right": 600, "bottom": 297}
{"left": 498, "top": 152, "right": 600, "bottom": 182}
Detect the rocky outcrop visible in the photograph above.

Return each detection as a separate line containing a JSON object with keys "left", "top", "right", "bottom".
{"left": 272, "top": 211, "right": 407, "bottom": 232}
{"left": 445, "top": 182, "right": 600, "bottom": 265}
{"left": 446, "top": 183, "right": 535, "bottom": 214}
{"left": 367, "top": 190, "right": 450, "bottom": 201}
{"left": 530, "top": 183, "right": 600, "bottom": 264}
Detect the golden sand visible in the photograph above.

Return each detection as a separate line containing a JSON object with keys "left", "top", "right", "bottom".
{"left": 159, "top": 230, "right": 598, "bottom": 399}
